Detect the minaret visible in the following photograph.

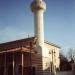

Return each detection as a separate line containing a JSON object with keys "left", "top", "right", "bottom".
{"left": 31, "top": 0, "right": 51, "bottom": 73}
{"left": 31, "top": 0, "right": 46, "bottom": 55}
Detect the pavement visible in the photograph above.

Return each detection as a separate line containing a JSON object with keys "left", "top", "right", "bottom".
{"left": 56, "top": 71, "right": 72, "bottom": 75}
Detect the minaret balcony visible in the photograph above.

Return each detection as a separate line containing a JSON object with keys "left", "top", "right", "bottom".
{"left": 31, "top": 0, "right": 46, "bottom": 12}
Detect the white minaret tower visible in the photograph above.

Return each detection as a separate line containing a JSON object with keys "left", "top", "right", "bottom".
{"left": 31, "top": 0, "right": 49, "bottom": 72}
{"left": 31, "top": 0, "right": 46, "bottom": 55}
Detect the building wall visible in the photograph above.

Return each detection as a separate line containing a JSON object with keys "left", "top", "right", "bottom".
{"left": 32, "top": 54, "right": 43, "bottom": 75}
{"left": 0, "top": 37, "right": 60, "bottom": 75}
{"left": 45, "top": 43, "right": 60, "bottom": 69}
{"left": 31, "top": 43, "right": 60, "bottom": 75}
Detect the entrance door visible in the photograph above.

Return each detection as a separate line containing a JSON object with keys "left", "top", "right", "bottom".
{"left": 23, "top": 67, "right": 36, "bottom": 75}
{"left": 0, "top": 66, "right": 4, "bottom": 75}
{"left": 7, "top": 64, "right": 13, "bottom": 75}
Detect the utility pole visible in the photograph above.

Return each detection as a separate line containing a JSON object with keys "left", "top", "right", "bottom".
{"left": 13, "top": 52, "right": 15, "bottom": 75}
{"left": 4, "top": 52, "right": 6, "bottom": 75}
{"left": 22, "top": 52, "right": 24, "bottom": 75}
{"left": 30, "top": 40, "right": 32, "bottom": 75}
{"left": 50, "top": 49, "right": 56, "bottom": 75}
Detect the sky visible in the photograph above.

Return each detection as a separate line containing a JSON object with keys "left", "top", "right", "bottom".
{"left": 0, "top": 0, "right": 75, "bottom": 53}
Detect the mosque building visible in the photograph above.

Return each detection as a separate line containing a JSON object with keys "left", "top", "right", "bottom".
{"left": 0, "top": 37, "right": 60, "bottom": 75}
{"left": 0, "top": 0, "right": 61, "bottom": 75}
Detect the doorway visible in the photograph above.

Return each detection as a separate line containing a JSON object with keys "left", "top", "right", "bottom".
{"left": 23, "top": 66, "right": 36, "bottom": 75}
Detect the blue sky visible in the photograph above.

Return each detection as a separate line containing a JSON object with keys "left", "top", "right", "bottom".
{"left": 0, "top": 0, "right": 75, "bottom": 52}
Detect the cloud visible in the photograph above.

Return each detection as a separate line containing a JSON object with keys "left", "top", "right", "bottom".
{"left": 0, "top": 26, "right": 30, "bottom": 43}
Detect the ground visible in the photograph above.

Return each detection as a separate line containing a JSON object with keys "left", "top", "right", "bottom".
{"left": 56, "top": 71, "right": 72, "bottom": 75}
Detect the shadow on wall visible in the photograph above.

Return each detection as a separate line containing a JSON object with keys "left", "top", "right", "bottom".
{"left": 43, "top": 66, "right": 51, "bottom": 75}
{"left": 43, "top": 62, "right": 58, "bottom": 75}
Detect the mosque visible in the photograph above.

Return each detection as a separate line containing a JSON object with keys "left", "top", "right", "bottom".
{"left": 0, "top": 0, "right": 60, "bottom": 75}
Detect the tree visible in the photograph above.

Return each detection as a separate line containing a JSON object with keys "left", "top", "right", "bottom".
{"left": 60, "top": 53, "right": 72, "bottom": 71}
{"left": 67, "top": 48, "right": 75, "bottom": 61}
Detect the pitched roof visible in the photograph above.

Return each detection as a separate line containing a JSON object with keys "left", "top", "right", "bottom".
{"left": 0, "top": 37, "right": 61, "bottom": 52}
{"left": 0, "top": 37, "right": 35, "bottom": 52}
{"left": 45, "top": 41, "right": 61, "bottom": 48}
